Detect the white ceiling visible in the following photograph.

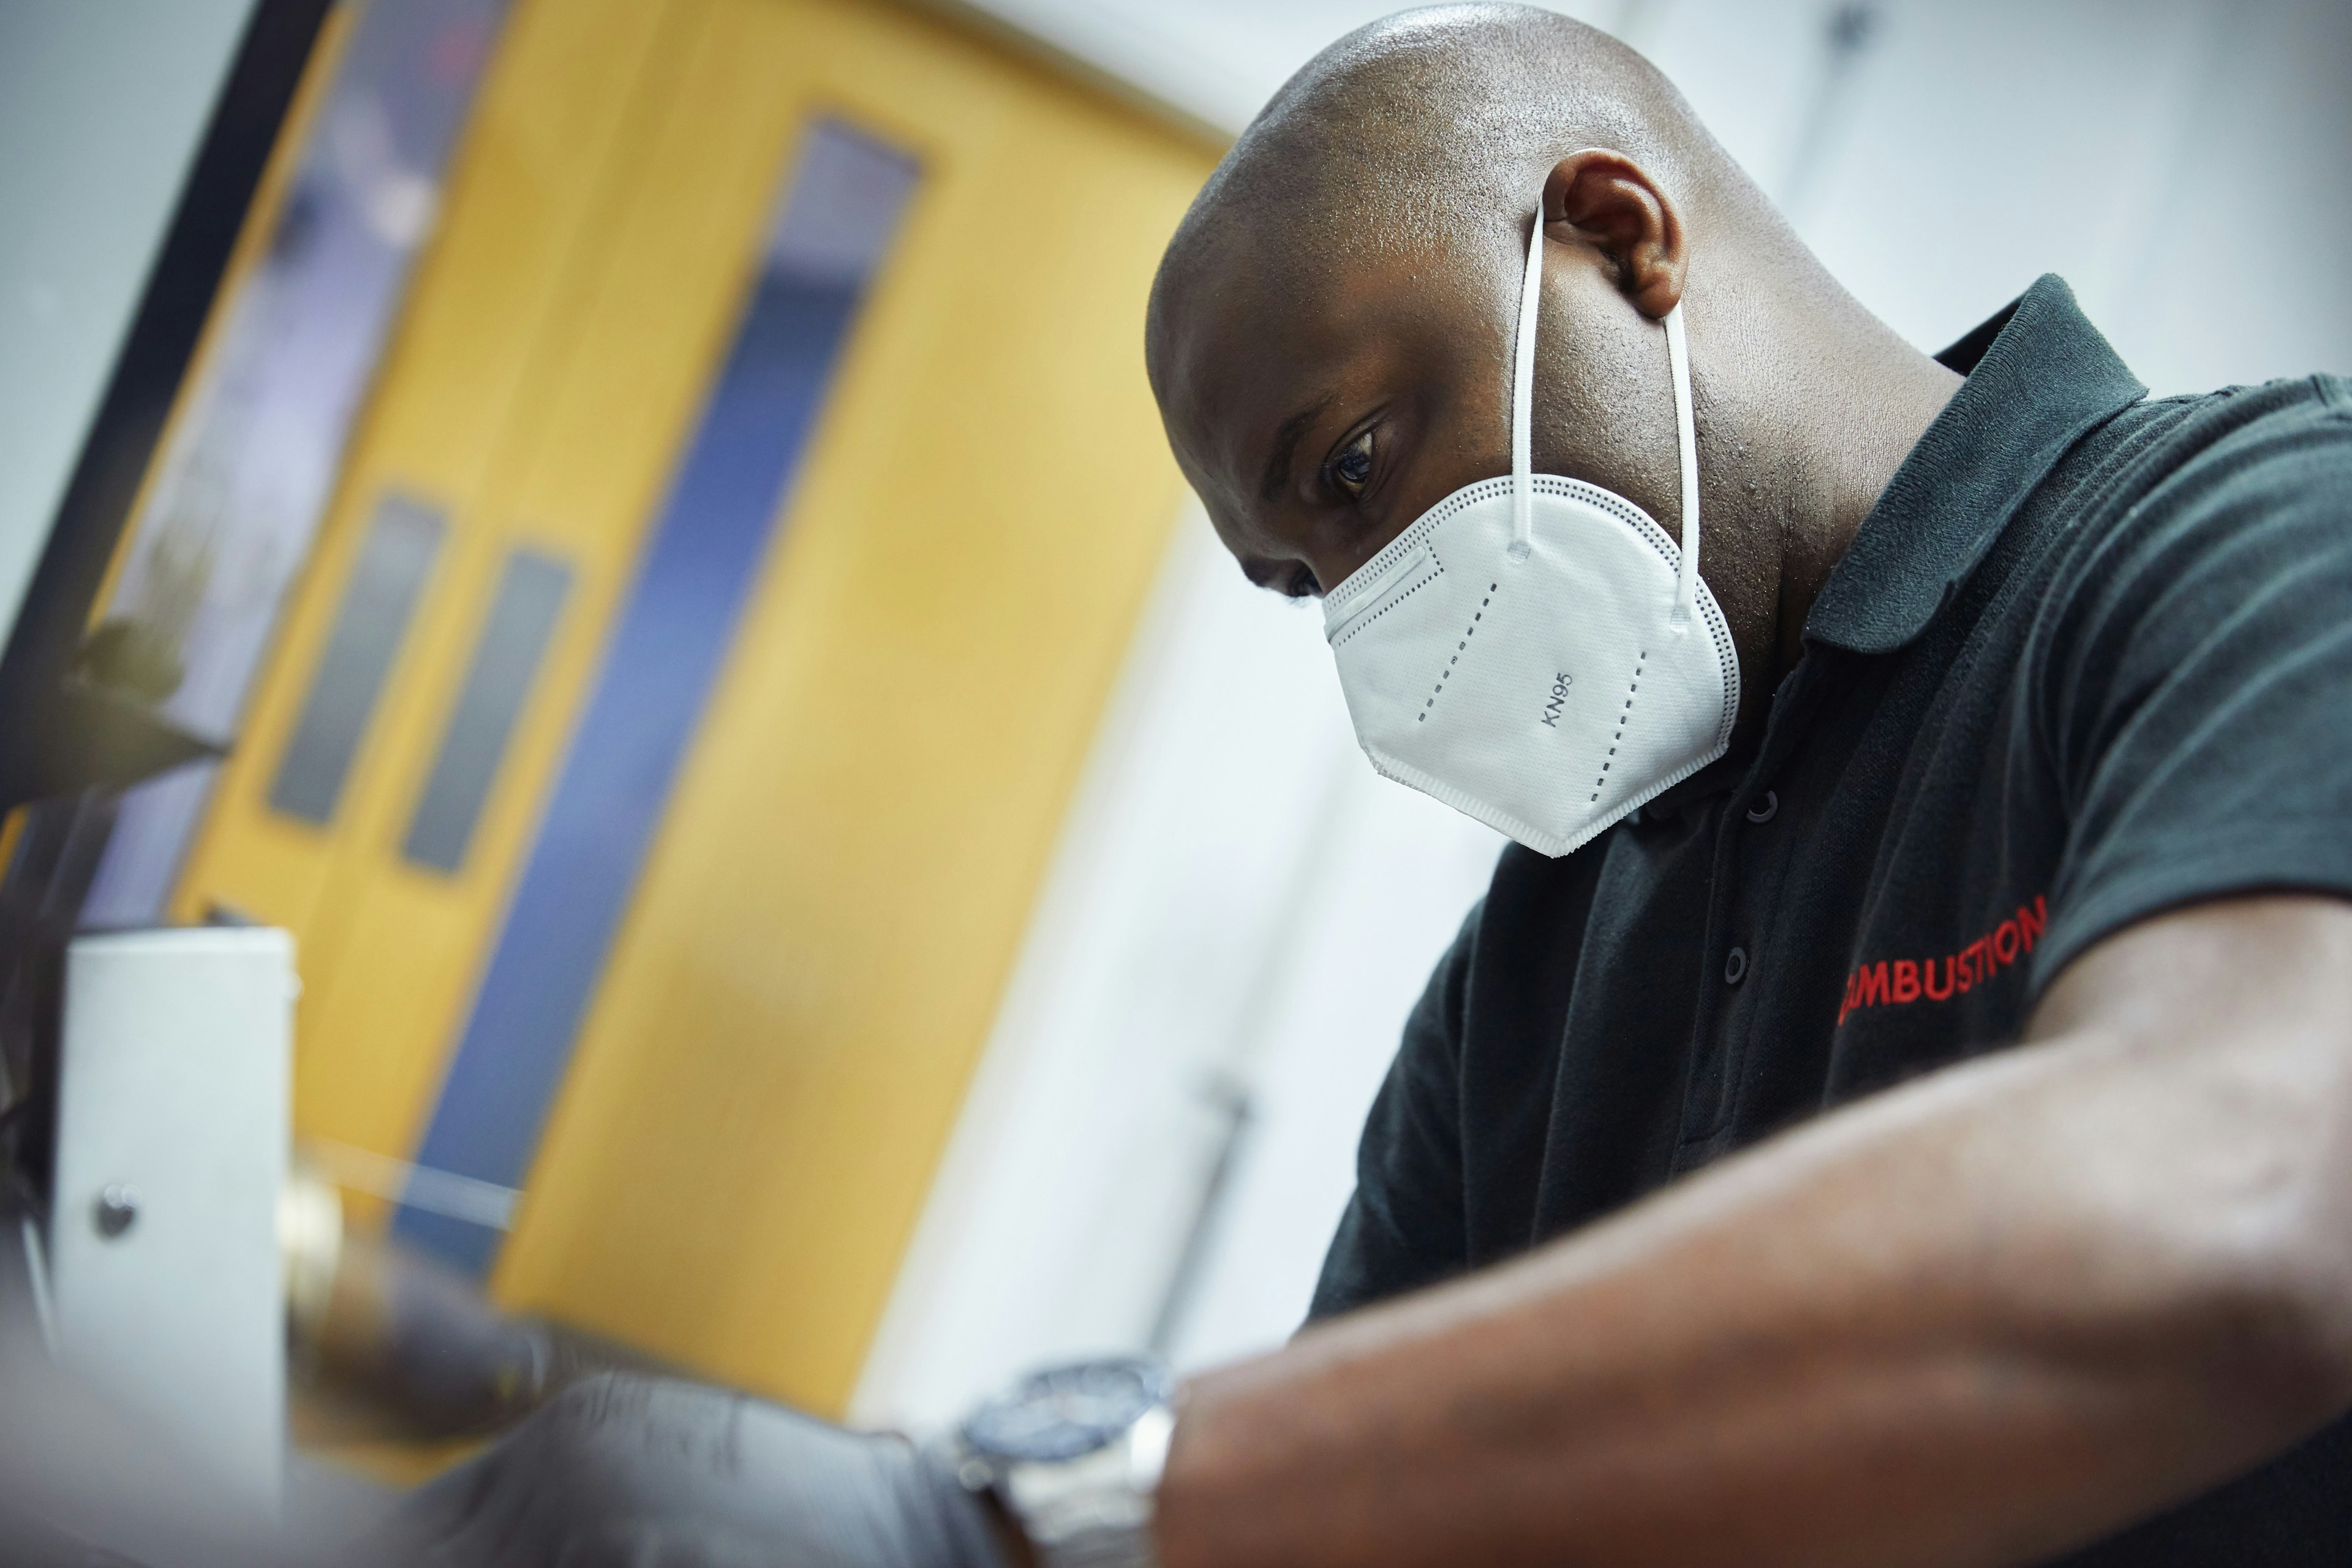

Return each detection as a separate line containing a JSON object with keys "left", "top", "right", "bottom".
{"left": 953, "top": 0, "right": 2352, "bottom": 391}
{"left": 952, "top": 0, "right": 1629, "bottom": 135}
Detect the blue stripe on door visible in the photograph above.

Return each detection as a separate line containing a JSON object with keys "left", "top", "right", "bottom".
{"left": 396, "top": 120, "right": 920, "bottom": 1273}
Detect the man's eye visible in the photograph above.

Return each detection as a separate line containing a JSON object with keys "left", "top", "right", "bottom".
{"left": 1332, "top": 429, "right": 1374, "bottom": 496}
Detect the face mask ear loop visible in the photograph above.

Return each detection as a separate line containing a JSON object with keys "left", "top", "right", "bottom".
{"left": 1664, "top": 301, "right": 1700, "bottom": 624}
{"left": 1508, "top": 206, "right": 1545, "bottom": 563}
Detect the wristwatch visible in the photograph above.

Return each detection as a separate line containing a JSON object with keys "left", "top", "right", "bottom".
{"left": 951, "top": 1355, "right": 1174, "bottom": 1568}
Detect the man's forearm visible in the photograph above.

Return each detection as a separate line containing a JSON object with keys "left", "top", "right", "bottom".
{"left": 1153, "top": 900, "right": 2352, "bottom": 1568}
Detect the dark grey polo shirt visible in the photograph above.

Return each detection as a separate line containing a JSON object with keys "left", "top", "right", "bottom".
{"left": 1311, "top": 276, "right": 2352, "bottom": 1563}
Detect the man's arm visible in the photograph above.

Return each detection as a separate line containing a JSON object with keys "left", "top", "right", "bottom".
{"left": 1153, "top": 894, "right": 2352, "bottom": 1568}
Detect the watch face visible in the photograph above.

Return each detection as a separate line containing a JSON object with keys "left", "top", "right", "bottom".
{"left": 962, "top": 1356, "right": 1170, "bottom": 1464}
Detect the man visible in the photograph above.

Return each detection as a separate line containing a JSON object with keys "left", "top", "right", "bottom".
{"left": 396, "top": 7, "right": 2352, "bottom": 1565}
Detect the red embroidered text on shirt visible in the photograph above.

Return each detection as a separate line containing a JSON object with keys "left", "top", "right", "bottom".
{"left": 1838, "top": 895, "right": 2048, "bottom": 1027}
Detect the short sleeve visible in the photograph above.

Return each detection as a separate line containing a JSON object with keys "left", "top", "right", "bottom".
{"left": 2036, "top": 385, "right": 2352, "bottom": 986}
{"left": 1305, "top": 901, "right": 1479, "bottom": 1323}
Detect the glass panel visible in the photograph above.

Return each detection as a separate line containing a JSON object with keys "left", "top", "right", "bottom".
{"left": 80, "top": 0, "right": 513, "bottom": 923}
{"left": 400, "top": 546, "right": 571, "bottom": 873}
{"left": 266, "top": 491, "right": 443, "bottom": 826}
{"left": 396, "top": 118, "right": 921, "bottom": 1272}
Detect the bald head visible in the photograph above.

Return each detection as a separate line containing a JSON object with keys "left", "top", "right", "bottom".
{"left": 1146, "top": 3, "right": 1955, "bottom": 719}
{"left": 1148, "top": 6, "right": 1750, "bottom": 403}
{"left": 1145, "top": 7, "right": 1801, "bottom": 597}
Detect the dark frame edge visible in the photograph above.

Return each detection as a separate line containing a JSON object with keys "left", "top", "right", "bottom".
{"left": 0, "top": 0, "right": 336, "bottom": 809}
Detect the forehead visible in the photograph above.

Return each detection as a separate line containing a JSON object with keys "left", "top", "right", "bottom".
{"left": 1160, "top": 242, "right": 1499, "bottom": 510}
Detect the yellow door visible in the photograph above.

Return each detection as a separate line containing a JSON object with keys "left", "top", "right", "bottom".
{"left": 174, "top": 0, "right": 1216, "bottom": 1414}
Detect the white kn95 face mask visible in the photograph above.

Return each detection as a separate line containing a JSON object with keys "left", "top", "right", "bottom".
{"left": 1320, "top": 203, "right": 1739, "bottom": 857}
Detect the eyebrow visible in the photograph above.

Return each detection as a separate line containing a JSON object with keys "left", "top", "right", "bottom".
{"left": 1257, "top": 396, "right": 1334, "bottom": 503}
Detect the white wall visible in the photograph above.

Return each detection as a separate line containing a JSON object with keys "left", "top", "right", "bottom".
{"left": 0, "top": 0, "right": 261, "bottom": 654}
{"left": 1752, "top": 0, "right": 2352, "bottom": 391}
{"left": 851, "top": 508, "right": 1504, "bottom": 1429}
{"left": 856, "top": 0, "right": 2352, "bottom": 1430}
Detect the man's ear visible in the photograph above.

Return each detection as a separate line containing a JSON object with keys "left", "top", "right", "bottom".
{"left": 1542, "top": 151, "right": 1686, "bottom": 319}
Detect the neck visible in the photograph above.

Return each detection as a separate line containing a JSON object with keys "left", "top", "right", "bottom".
{"left": 1702, "top": 263, "right": 1962, "bottom": 712}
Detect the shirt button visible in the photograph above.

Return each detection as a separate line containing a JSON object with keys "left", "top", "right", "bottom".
{"left": 1744, "top": 790, "right": 1779, "bottom": 824}
{"left": 1724, "top": 946, "right": 1749, "bottom": 986}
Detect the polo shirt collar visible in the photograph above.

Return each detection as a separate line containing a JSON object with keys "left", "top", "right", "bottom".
{"left": 1803, "top": 274, "right": 2146, "bottom": 655}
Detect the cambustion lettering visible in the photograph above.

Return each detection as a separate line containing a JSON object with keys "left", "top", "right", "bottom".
{"left": 1838, "top": 895, "right": 2048, "bottom": 1027}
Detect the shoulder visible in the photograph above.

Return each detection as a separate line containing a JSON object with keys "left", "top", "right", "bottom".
{"left": 2031, "top": 377, "right": 2352, "bottom": 673}
{"left": 2140, "top": 374, "right": 2352, "bottom": 498}
{"left": 2065, "top": 374, "right": 2352, "bottom": 544}
{"left": 2016, "top": 374, "right": 2352, "bottom": 955}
